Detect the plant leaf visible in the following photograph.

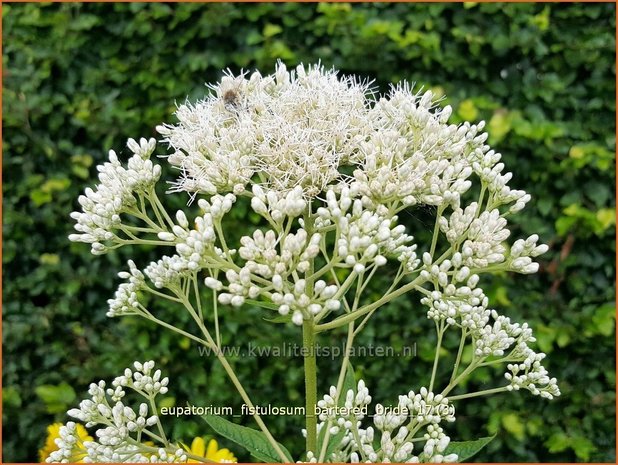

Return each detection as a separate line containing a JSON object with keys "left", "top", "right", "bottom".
{"left": 262, "top": 314, "right": 293, "bottom": 324}
{"left": 444, "top": 435, "right": 496, "bottom": 462}
{"left": 202, "top": 415, "right": 293, "bottom": 463}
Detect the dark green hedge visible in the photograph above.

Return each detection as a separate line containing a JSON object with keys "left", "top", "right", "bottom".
{"left": 3, "top": 2, "right": 615, "bottom": 462}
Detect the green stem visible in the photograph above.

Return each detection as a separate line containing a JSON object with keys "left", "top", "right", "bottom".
{"left": 213, "top": 289, "right": 221, "bottom": 348}
{"left": 430, "top": 205, "right": 445, "bottom": 257}
{"left": 143, "top": 300, "right": 288, "bottom": 462}
{"left": 315, "top": 274, "right": 425, "bottom": 333}
{"left": 303, "top": 319, "right": 318, "bottom": 454}
{"left": 150, "top": 189, "right": 175, "bottom": 229}
{"left": 317, "top": 322, "right": 355, "bottom": 462}
{"left": 450, "top": 327, "right": 468, "bottom": 384}
{"left": 192, "top": 274, "right": 203, "bottom": 321}
{"left": 180, "top": 298, "right": 289, "bottom": 462}
{"left": 447, "top": 386, "right": 509, "bottom": 401}
{"left": 441, "top": 358, "right": 483, "bottom": 398}
{"left": 429, "top": 322, "right": 444, "bottom": 392}
{"left": 139, "top": 306, "right": 211, "bottom": 347}
{"left": 214, "top": 353, "right": 290, "bottom": 462}
{"left": 148, "top": 395, "right": 168, "bottom": 446}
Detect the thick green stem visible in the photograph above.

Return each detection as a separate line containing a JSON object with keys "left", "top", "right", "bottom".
{"left": 303, "top": 319, "right": 318, "bottom": 454}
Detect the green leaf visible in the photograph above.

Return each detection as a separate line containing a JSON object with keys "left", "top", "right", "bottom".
{"left": 3, "top": 386, "right": 22, "bottom": 408}
{"left": 246, "top": 299, "right": 280, "bottom": 311}
{"left": 502, "top": 413, "right": 525, "bottom": 440}
{"left": 488, "top": 110, "right": 512, "bottom": 144}
{"left": 458, "top": 99, "right": 479, "bottom": 121}
{"left": 263, "top": 23, "right": 283, "bottom": 38}
{"left": 591, "top": 303, "right": 616, "bottom": 337}
{"left": 444, "top": 435, "right": 495, "bottom": 462}
{"left": 263, "top": 314, "right": 293, "bottom": 324}
{"left": 202, "top": 415, "right": 293, "bottom": 463}
{"left": 35, "top": 382, "right": 76, "bottom": 414}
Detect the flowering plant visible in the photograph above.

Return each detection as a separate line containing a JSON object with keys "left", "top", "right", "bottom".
{"left": 57, "top": 62, "right": 560, "bottom": 463}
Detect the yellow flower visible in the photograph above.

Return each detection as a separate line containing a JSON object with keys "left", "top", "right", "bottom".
{"left": 39, "top": 422, "right": 93, "bottom": 462}
{"left": 184, "top": 437, "right": 237, "bottom": 463}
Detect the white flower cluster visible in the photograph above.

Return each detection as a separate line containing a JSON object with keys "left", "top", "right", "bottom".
{"left": 46, "top": 422, "right": 87, "bottom": 463}
{"left": 420, "top": 252, "right": 558, "bottom": 399}
{"left": 313, "top": 381, "right": 457, "bottom": 463}
{"left": 251, "top": 185, "right": 307, "bottom": 225}
{"left": 438, "top": 206, "right": 543, "bottom": 273}
{"left": 146, "top": 196, "right": 236, "bottom": 289}
{"left": 317, "top": 380, "right": 372, "bottom": 428}
{"left": 50, "top": 362, "right": 185, "bottom": 463}
{"left": 147, "top": 213, "right": 218, "bottom": 289}
{"left": 505, "top": 347, "right": 561, "bottom": 399}
{"left": 69, "top": 62, "right": 562, "bottom": 463}
{"left": 112, "top": 360, "right": 170, "bottom": 397}
{"left": 316, "top": 187, "right": 416, "bottom": 273}
{"left": 69, "top": 138, "right": 160, "bottom": 254}
{"left": 350, "top": 86, "right": 490, "bottom": 210}
{"left": 107, "top": 260, "right": 145, "bottom": 317}
{"left": 158, "top": 62, "right": 372, "bottom": 197}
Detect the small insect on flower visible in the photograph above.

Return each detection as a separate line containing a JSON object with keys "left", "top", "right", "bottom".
{"left": 222, "top": 88, "right": 241, "bottom": 111}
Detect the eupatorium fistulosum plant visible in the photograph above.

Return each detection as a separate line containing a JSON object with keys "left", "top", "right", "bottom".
{"left": 56, "top": 62, "right": 559, "bottom": 463}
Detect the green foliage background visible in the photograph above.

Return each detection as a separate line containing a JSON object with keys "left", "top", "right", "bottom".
{"left": 3, "top": 2, "right": 616, "bottom": 462}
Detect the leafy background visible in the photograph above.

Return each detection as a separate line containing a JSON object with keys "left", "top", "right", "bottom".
{"left": 3, "top": 2, "right": 615, "bottom": 462}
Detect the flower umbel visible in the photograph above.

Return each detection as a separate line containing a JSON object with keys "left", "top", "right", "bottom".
{"left": 65, "top": 62, "right": 560, "bottom": 463}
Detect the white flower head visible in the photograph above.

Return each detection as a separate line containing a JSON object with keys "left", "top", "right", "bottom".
{"left": 159, "top": 61, "right": 374, "bottom": 198}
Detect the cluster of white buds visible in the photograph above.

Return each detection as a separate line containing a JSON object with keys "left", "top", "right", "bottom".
{"left": 314, "top": 381, "right": 459, "bottom": 463}
{"left": 438, "top": 202, "right": 479, "bottom": 244}
{"left": 49, "top": 362, "right": 186, "bottom": 463}
{"left": 316, "top": 188, "right": 415, "bottom": 272}
{"left": 271, "top": 278, "right": 340, "bottom": 325}
{"left": 507, "top": 234, "right": 549, "bottom": 274}
{"left": 46, "top": 422, "right": 88, "bottom": 463}
{"left": 88, "top": 445, "right": 186, "bottom": 463}
{"left": 69, "top": 138, "right": 160, "bottom": 254}
{"left": 107, "top": 260, "right": 146, "bottom": 317}
{"left": 317, "top": 380, "right": 372, "bottom": 431}
{"left": 474, "top": 314, "right": 534, "bottom": 357}
{"left": 421, "top": 256, "right": 488, "bottom": 327}
{"left": 145, "top": 207, "right": 224, "bottom": 289}
{"left": 415, "top": 435, "right": 458, "bottom": 463}
{"left": 471, "top": 153, "right": 532, "bottom": 213}
{"left": 505, "top": 348, "right": 561, "bottom": 399}
{"left": 112, "top": 360, "right": 170, "bottom": 396}
{"left": 461, "top": 209, "right": 510, "bottom": 268}
{"left": 399, "top": 387, "right": 456, "bottom": 425}
{"left": 197, "top": 194, "right": 237, "bottom": 221}
{"left": 251, "top": 185, "right": 307, "bottom": 224}
{"left": 237, "top": 228, "right": 320, "bottom": 278}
